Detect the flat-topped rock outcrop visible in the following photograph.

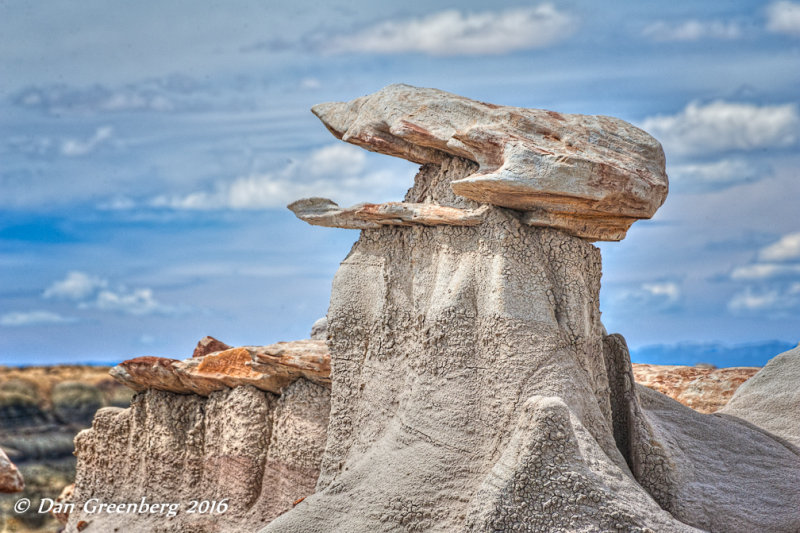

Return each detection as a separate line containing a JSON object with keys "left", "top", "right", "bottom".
{"left": 65, "top": 337, "right": 331, "bottom": 533}
{"left": 109, "top": 340, "right": 330, "bottom": 395}
{"left": 309, "top": 84, "right": 668, "bottom": 240}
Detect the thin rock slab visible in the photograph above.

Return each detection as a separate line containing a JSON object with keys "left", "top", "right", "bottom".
{"left": 288, "top": 197, "right": 488, "bottom": 229}
{"left": 312, "top": 84, "right": 668, "bottom": 241}
{"left": 109, "top": 341, "right": 331, "bottom": 396}
{"left": 109, "top": 356, "right": 191, "bottom": 394}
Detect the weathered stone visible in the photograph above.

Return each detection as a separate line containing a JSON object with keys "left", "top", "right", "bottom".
{"left": 175, "top": 347, "right": 296, "bottom": 395}
{"left": 288, "top": 197, "right": 489, "bottom": 229}
{"left": 265, "top": 88, "right": 796, "bottom": 533}
{"left": 249, "top": 340, "right": 331, "bottom": 387}
{"left": 310, "top": 317, "right": 327, "bottom": 340}
{"left": 110, "top": 341, "right": 331, "bottom": 396}
{"left": 52, "top": 483, "right": 74, "bottom": 524}
{"left": 720, "top": 344, "right": 800, "bottom": 447}
{"left": 632, "top": 363, "right": 760, "bottom": 413}
{"left": 192, "top": 335, "right": 232, "bottom": 358}
{"left": 109, "top": 356, "right": 191, "bottom": 394}
{"left": 0, "top": 447, "right": 24, "bottom": 493}
{"left": 311, "top": 84, "right": 668, "bottom": 241}
{"left": 67, "top": 382, "right": 330, "bottom": 533}
{"left": 266, "top": 157, "right": 692, "bottom": 533}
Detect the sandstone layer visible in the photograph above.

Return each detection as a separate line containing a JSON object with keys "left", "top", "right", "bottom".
{"left": 311, "top": 84, "right": 669, "bottom": 241}
{"left": 109, "top": 340, "right": 330, "bottom": 396}
{"left": 288, "top": 198, "right": 488, "bottom": 229}
{"left": 631, "top": 364, "right": 759, "bottom": 414}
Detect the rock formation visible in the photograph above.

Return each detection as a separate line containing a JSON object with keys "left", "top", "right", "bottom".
{"left": 64, "top": 339, "right": 330, "bottom": 533}
{"left": 631, "top": 364, "right": 759, "bottom": 414}
{"left": 0, "top": 448, "right": 23, "bottom": 493}
{"left": 719, "top": 344, "right": 800, "bottom": 447}
{"left": 66, "top": 85, "right": 800, "bottom": 533}
{"left": 307, "top": 84, "right": 668, "bottom": 241}
{"left": 266, "top": 85, "right": 799, "bottom": 533}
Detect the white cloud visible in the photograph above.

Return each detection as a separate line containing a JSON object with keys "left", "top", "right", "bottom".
{"left": 149, "top": 144, "right": 410, "bottom": 210}
{"left": 61, "top": 126, "right": 114, "bottom": 156}
{"left": 608, "top": 281, "right": 681, "bottom": 313}
{"left": 44, "top": 271, "right": 108, "bottom": 300}
{"left": 759, "top": 232, "right": 800, "bottom": 261}
{"left": 0, "top": 310, "right": 76, "bottom": 327}
{"left": 728, "top": 286, "right": 800, "bottom": 313}
{"left": 642, "top": 20, "right": 741, "bottom": 42}
{"left": 13, "top": 80, "right": 182, "bottom": 115}
{"left": 328, "top": 5, "right": 574, "bottom": 56}
{"left": 79, "top": 288, "right": 180, "bottom": 316}
{"left": 43, "top": 271, "right": 184, "bottom": 316}
{"left": 299, "top": 78, "right": 321, "bottom": 90}
{"left": 668, "top": 158, "right": 764, "bottom": 192}
{"left": 642, "top": 100, "right": 799, "bottom": 155}
{"left": 731, "top": 263, "right": 800, "bottom": 280}
{"left": 728, "top": 288, "right": 782, "bottom": 312}
{"left": 766, "top": 1, "right": 800, "bottom": 36}
{"left": 641, "top": 282, "right": 681, "bottom": 303}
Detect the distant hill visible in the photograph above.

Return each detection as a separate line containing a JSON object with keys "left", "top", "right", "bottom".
{"left": 630, "top": 340, "right": 797, "bottom": 368}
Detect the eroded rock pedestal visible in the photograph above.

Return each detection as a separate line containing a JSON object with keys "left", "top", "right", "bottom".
{"left": 266, "top": 86, "right": 799, "bottom": 533}
{"left": 64, "top": 339, "right": 330, "bottom": 533}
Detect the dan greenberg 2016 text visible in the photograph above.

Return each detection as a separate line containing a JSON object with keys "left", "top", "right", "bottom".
{"left": 34, "top": 497, "right": 230, "bottom": 518}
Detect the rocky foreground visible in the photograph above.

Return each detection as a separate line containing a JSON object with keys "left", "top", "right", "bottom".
{"left": 0, "top": 365, "right": 133, "bottom": 532}
{"left": 0, "top": 339, "right": 766, "bottom": 533}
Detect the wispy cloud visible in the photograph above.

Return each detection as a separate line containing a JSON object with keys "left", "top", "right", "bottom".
{"left": 642, "top": 19, "right": 742, "bottom": 42}
{"left": 642, "top": 100, "right": 799, "bottom": 155}
{"left": 145, "top": 144, "right": 410, "bottom": 210}
{"left": 766, "top": 1, "right": 800, "bottom": 36}
{"left": 60, "top": 126, "right": 114, "bottom": 157}
{"left": 759, "top": 232, "right": 800, "bottom": 261}
{"left": 79, "top": 288, "right": 180, "bottom": 316}
{"left": 327, "top": 5, "right": 575, "bottom": 56}
{"left": 668, "top": 158, "right": 765, "bottom": 192}
{"left": 607, "top": 281, "right": 682, "bottom": 313}
{"left": 44, "top": 271, "right": 108, "bottom": 300}
{"left": 731, "top": 263, "right": 800, "bottom": 280}
{"left": 728, "top": 231, "right": 800, "bottom": 314}
{"left": 10, "top": 77, "right": 201, "bottom": 114}
{"left": 0, "top": 311, "right": 76, "bottom": 327}
{"left": 728, "top": 286, "right": 800, "bottom": 313}
{"left": 44, "top": 271, "right": 186, "bottom": 316}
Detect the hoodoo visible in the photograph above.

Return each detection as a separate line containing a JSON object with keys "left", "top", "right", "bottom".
{"left": 269, "top": 85, "right": 799, "bottom": 533}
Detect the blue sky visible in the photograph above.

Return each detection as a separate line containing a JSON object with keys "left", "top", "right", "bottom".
{"left": 1, "top": 0, "right": 799, "bottom": 366}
